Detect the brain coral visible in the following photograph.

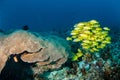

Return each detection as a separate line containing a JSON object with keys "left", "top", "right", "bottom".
{"left": 0, "top": 30, "right": 69, "bottom": 74}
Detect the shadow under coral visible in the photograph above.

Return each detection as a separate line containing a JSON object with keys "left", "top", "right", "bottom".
{"left": 0, "top": 54, "right": 35, "bottom": 80}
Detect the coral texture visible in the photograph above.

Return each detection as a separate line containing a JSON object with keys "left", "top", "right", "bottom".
{"left": 0, "top": 30, "right": 69, "bottom": 74}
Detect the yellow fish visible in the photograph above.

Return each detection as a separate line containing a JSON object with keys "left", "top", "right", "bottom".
{"left": 103, "top": 27, "right": 110, "bottom": 31}
{"left": 66, "top": 37, "right": 72, "bottom": 41}
{"left": 72, "top": 55, "right": 78, "bottom": 61}
{"left": 73, "top": 38, "right": 81, "bottom": 42}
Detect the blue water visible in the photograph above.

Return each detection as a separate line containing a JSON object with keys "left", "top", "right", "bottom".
{"left": 0, "top": 0, "right": 120, "bottom": 32}
{"left": 0, "top": 1, "right": 120, "bottom": 80}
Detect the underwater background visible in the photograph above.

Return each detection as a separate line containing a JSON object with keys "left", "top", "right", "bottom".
{"left": 0, "top": 0, "right": 120, "bottom": 80}
{"left": 0, "top": 0, "right": 120, "bottom": 32}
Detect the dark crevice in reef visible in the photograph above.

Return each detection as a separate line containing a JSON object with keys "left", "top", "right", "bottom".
{"left": 0, "top": 48, "right": 46, "bottom": 80}
{"left": 0, "top": 54, "right": 35, "bottom": 80}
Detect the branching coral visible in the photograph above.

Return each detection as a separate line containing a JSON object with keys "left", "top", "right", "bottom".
{"left": 66, "top": 20, "right": 111, "bottom": 61}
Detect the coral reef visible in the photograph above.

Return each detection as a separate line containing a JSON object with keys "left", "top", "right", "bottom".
{"left": 43, "top": 27, "right": 120, "bottom": 80}
{"left": 44, "top": 57, "right": 120, "bottom": 80}
{"left": 0, "top": 20, "right": 120, "bottom": 80}
{"left": 0, "top": 30, "right": 69, "bottom": 79}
